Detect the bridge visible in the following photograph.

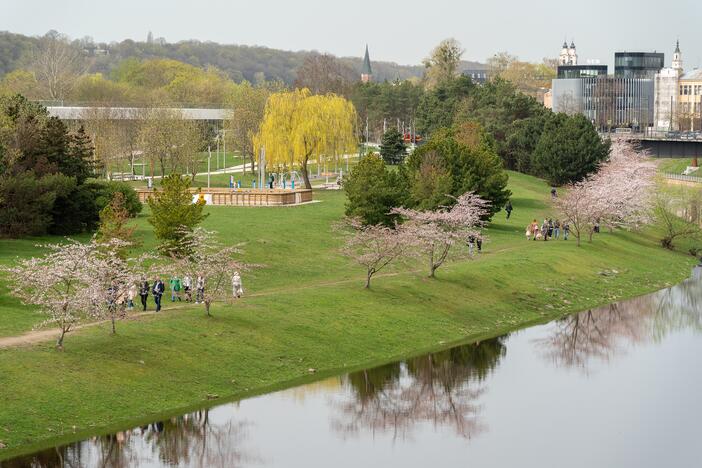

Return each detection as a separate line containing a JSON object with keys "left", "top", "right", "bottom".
{"left": 46, "top": 106, "right": 228, "bottom": 121}
{"left": 608, "top": 132, "right": 702, "bottom": 159}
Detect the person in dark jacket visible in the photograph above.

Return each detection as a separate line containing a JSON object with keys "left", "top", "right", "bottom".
{"left": 505, "top": 201, "right": 513, "bottom": 220}
{"left": 139, "top": 278, "right": 150, "bottom": 311}
{"left": 152, "top": 278, "right": 165, "bottom": 312}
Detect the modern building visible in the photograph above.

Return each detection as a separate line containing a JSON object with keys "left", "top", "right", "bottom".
{"left": 552, "top": 76, "right": 655, "bottom": 131}
{"left": 361, "top": 45, "right": 373, "bottom": 83}
{"left": 654, "top": 68, "right": 681, "bottom": 131}
{"left": 557, "top": 64, "right": 608, "bottom": 79}
{"left": 463, "top": 69, "right": 488, "bottom": 84}
{"left": 614, "top": 52, "right": 665, "bottom": 79}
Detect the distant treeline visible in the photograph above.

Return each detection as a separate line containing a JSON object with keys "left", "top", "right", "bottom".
{"left": 0, "top": 31, "right": 487, "bottom": 85}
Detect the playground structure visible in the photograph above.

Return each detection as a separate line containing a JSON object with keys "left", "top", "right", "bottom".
{"left": 135, "top": 187, "right": 313, "bottom": 206}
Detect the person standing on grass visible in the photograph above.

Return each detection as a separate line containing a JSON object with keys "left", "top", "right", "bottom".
{"left": 526, "top": 223, "right": 533, "bottom": 241}
{"left": 532, "top": 220, "right": 540, "bottom": 241}
{"left": 542, "top": 219, "right": 549, "bottom": 241}
{"left": 169, "top": 276, "right": 182, "bottom": 302}
{"left": 505, "top": 201, "right": 513, "bottom": 220}
{"left": 548, "top": 219, "right": 554, "bottom": 239}
{"left": 182, "top": 275, "right": 192, "bottom": 302}
{"left": 563, "top": 222, "right": 570, "bottom": 240}
{"left": 153, "top": 278, "right": 165, "bottom": 312}
{"left": 551, "top": 187, "right": 558, "bottom": 199}
{"left": 127, "top": 282, "right": 137, "bottom": 311}
{"left": 232, "top": 271, "right": 244, "bottom": 299}
{"left": 139, "top": 278, "right": 150, "bottom": 311}
{"left": 196, "top": 274, "right": 205, "bottom": 304}
{"left": 554, "top": 220, "right": 561, "bottom": 240}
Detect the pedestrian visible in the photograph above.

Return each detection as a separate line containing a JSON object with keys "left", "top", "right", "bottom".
{"left": 541, "top": 219, "right": 549, "bottom": 241}
{"left": 232, "top": 271, "right": 244, "bottom": 299}
{"left": 467, "top": 235, "right": 475, "bottom": 255}
{"left": 532, "top": 220, "right": 540, "bottom": 241}
{"left": 551, "top": 187, "right": 558, "bottom": 199}
{"left": 526, "top": 224, "right": 533, "bottom": 241}
{"left": 169, "top": 275, "right": 182, "bottom": 302}
{"left": 196, "top": 274, "right": 205, "bottom": 304}
{"left": 182, "top": 275, "right": 192, "bottom": 302}
{"left": 548, "top": 219, "right": 554, "bottom": 239}
{"left": 127, "top": 282, "right": 137, "bottom": 311}
{"left": 554, "top": 220, "right": 561, "bottom": 240}
{"left": 139, "top": 278, "right": 149, "bottom": 311}
{"left": 563, "top": 222, "right": 570, "bottom": 240}
{"left": 505, "top": 201, "right": 513, "bottom": 220}
{"left": 152, "top": 278, "right": 165, "bottom": 312}
{"left": 476, "top": 237, "right": 482, "bottom": 252}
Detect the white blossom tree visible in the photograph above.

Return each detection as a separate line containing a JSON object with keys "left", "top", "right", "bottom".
{"left": 391, "top": 192, "right": 491, "bottom": 278}
{"left": 167, "top": 228, "right": 249, "bottom": 317}
{"left": 555, "top": 140, "right": 656, "bottom": 246}
{"left": 339, "top": 219, "right": 410, "bottom": 288}
{"left": 2, "top": 240, "right": 96, "bottom": 349}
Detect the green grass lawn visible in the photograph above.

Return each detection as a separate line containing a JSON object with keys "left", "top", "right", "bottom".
{"left": 0, "top": 171, "right": 697, "bottom": 458}
{"left": 657, "top": 157, "right": 698, "bottom": 174}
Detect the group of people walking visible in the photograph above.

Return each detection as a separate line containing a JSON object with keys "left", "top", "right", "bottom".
{"left": 129, "top": 272, "right": 244, "bottom": 312}
{"left": 526, "top": 219, "right": 569, "bottom": 241}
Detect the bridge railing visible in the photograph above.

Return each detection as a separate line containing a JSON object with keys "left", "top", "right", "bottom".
{"left": 664, "top": 173, "right": 702, "bottom": 184}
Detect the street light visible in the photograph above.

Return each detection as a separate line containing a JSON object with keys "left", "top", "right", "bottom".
{"left": 207, "top": 145, "right": 212, "bottom": 189}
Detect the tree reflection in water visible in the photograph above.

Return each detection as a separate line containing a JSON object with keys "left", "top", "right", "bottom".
{"left": 2, "top": 409, "right": 257, "bottom": 468}
{"left": 332, "top": 337, "right": 506, "bottom": 441}
{"left": 537, "top": 267, "right": 702, "bottom": 372}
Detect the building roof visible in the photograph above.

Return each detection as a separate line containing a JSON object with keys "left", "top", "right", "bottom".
{"left": 682, "top": 69, "right": 702, "bottom": 81}
{"left": 361, "top": 45, "right": 372, "bottom": 75}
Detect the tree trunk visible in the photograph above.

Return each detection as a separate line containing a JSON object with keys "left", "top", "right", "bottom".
{"left": 205, "top": 300, "right": 212, "bottom": 317}
{"left": 428, "top": 248, "right": 436, "bottom": 278}
{"left": 111, "top": 315, "right": 116, "bottom": 335}
{"left": 56, "top": 328, "right": 66, "bottom": 350}
{"left": 301, "top": 155, "right": 312, "bottom": 189}
{"left": 365, "top": 269, "right": 373, "bottom": 289}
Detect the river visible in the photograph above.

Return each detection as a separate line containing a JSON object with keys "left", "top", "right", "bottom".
{"left": 3, "top": 268, "right": 701, "bottom": 467}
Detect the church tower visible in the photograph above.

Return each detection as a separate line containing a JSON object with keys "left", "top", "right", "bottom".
{"left": 361, "top": 45, "right": 373, "bottom": 83}
{"left": 568, "top": 41, "right": 578, "bottom": 65}
{"left": 672, "top": 40, "right": 683, "bottom": 76}
{"left": 559, "top": 41, "right": 569, "bottom": 66}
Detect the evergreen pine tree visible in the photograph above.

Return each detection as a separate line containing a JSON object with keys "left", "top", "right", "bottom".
{"left": 379, "top": 129, "right": 407, "bottom": 165}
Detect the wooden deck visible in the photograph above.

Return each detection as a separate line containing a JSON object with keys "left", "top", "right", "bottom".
{"left": 135, "top": 188, "right": 314, "bottom": 206}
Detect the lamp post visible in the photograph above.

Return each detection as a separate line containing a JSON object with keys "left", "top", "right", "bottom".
{"left": 207, "top": 145, "right": 212, "bottom": 189}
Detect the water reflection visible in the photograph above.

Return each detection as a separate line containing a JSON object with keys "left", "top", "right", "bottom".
{"left": 3, "top": 410, "right": 256, "bottom": 468}
{"left": 332, "top": 338, "right": 506, "bottom": 441}
{"left": 537, "top": 267, "right": 702, "bottom": 371}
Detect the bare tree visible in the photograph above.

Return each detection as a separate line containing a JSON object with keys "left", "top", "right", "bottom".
{"left": 30, "top": 32, "right": 89, "bottom": 101}
{"left": 294, "top": 54, "right": 356, "bottom": 96}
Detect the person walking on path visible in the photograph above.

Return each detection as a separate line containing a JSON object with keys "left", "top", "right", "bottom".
{"left": 553, "top": 220, "right": 561, "bottom": 240}
{"left": 551, "top": 187, "right": 558, "bottom": 199}
{"left": 531, "top": 220, "right": 540, "bottom": 241}
{"left": 548, "top": 219, "right": 554, "bottom": 239}
{"left": 232, "top": 272, "right": 244, "bottom": 299}
{"left": 563, "top": 222, "right": 570, "bottom": 240}
{"left": 127, "top": 282, "right": 137, "bottom": 311}
{"left": 182, "top": 275, "right": 192, "bottom": 302}
{"left": 139, "top": 278, "right": 150, "bottom": 311}
{"left": 196, "top": 275, "right": 205, "bottom": 304}
{"left": 169, "top": 276, "right": 182, "bottom": 302}
{"left": 153, "top": 278, "right": 165, "bottom": 312}
{"left": 505, "top": 201, "right": 513, "bottom": 220}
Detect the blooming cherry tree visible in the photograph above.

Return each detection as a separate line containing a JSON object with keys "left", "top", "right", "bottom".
{"left": 167, "top": 228, "right": 249, "bottom": 317}
{"left": 340, "top": 218, "right": 410, "bottom": 288}
{"left": 556, "top": 140, "right": 656, "bottom": 246}
{"left": 3, "top": 240, "right": 96, "bottom": 349}
{"left": 391, "top": 192, "right": 491, "bottom": 278}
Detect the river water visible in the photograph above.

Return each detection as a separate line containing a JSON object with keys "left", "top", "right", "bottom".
{"left": 3, "top": 268, "right": 702, "bottom": 468}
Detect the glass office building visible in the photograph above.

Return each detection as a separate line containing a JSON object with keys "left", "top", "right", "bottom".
{"left": 614, "top": 52, "right": 665, "bottom": 79}
{"left": 552, "top": 76, "right": 655, "bottom": 131}
{"left": 557, "top": 65, "right": 608, "bottom": 79}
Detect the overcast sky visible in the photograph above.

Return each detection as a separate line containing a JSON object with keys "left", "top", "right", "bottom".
{"left": 2, "top": 0, "right": 701, "bottom": 69}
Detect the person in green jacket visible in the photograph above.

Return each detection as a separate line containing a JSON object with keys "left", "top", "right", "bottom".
{"left": 169, "top": 276, "right": 182, "bottom": 302}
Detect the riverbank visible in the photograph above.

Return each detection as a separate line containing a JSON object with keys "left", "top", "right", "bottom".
{"left": 0, "top": 171, "right": 696, "bottom": 459}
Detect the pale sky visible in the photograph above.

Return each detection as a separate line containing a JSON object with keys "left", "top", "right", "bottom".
{"left": 2, "top": 0, "right": 701, "bottom": 70}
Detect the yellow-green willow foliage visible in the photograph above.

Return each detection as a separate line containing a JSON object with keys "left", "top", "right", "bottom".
{"left": 254, "top": 88, "right": 357, "bottom": 188}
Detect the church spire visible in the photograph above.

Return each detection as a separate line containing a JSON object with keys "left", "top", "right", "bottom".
{"left": 361, "top": 45, "right": 373, "bottom": 83}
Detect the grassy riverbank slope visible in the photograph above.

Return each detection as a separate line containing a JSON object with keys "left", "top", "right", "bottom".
{"left": 0, "top": 171, "right": 696, "bottom": 458}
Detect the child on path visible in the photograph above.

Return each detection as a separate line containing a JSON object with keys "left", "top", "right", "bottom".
{"left": 232, "top": 272, "right": 244, "bottom": 299}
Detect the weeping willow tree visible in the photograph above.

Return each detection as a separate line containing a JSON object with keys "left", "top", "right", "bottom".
{"left": 254, "top": 88, "right": 357, "bottom": 189}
